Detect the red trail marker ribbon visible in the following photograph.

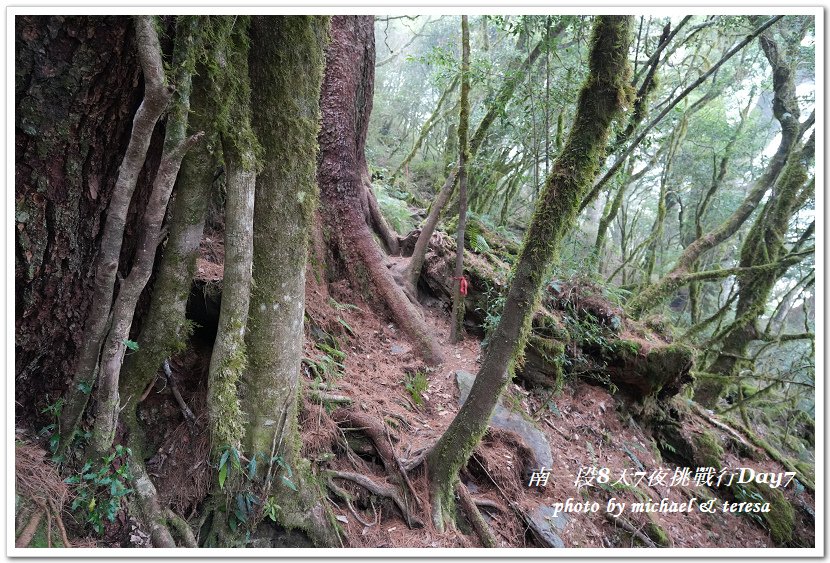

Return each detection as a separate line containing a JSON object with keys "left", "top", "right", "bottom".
{"left": 452, "top": 276, "right": 469, "bottom": 296}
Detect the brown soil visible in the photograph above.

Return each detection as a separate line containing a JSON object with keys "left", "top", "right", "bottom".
{"left": 17, "top": 233, "right": 810, "bottom": 549}
{"left": 296, "top": 262, "right": 814, "bottom": 549}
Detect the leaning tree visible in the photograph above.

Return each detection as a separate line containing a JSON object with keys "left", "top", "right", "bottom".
{"left": 425, "top": 15, "right": 634, "bottom": 530}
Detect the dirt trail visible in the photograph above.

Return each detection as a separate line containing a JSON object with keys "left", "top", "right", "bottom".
{"left": 300, "top": 272, "right": 813, "bottom": 548}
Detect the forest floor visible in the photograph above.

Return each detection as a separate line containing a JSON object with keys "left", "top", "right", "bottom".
{"left": 14, "top": 232, "right": 815, "bottom": 549}
{"left": 298, "top": 268, "right": 813, "bottom": 548}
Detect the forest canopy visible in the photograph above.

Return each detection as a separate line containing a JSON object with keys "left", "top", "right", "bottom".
{"left": 13, "top": 13, "right": 816, "bottom": 551}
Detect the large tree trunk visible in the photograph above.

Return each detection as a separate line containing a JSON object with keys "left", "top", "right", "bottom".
{"left": 426, "top": 15, "right": 634, "bottom": 530}
{"left": 15, "top": 16, "right": 142, "bottom": 421}
{"left": 318, "top": 15, "right": 443, "bottom": 365}
{"left": 239, "top": 16, "right": 338, "bottom": 546}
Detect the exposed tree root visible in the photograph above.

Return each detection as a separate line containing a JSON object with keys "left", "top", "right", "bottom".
{"left": 15, "top": 509, "right": 43, "bottom": 548}
{"left": 332, "top": 408, "right": 421, "bottom": 512}
{"left": 165, "top": 508, "right": 197, "bottom": 548}
{"left": 604, "top": 512, "right": 659, "bottom": 547}
{"left": 327, "top": 470, "right": 424, "bottom": 529}
{"left": 309, "top": 391, "right": 353, "bottom": 406}
{"left": 691, "top": 402, "right": 754, "bottom": 451}
{"left": 131, "top": 460, "right": 177, "bottom": 548}
{"left": 48, "top": 499, "right": 71, "bottom": 548}
{"left": 473, "top": 497, "right": 503, "bottom": 513}
{"left": 164, "top": 360, "right": 196, "bottom": 427}
{"left": 470, "top": 455, "right": 558, "bottom": 548}
{"left": 326, "top": 478, "right": 378, "bottom": 527}
{"left": 456, "top": 482, "right": 497, "bottom": 547}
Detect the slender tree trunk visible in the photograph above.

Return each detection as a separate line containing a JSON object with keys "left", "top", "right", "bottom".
{"left": 579, "top": 16, "right": 783, "bottom": 214}
{"left": 117, "top": 26, "right": 220, "bottom": 451}
{"left": 88, "top": 17, "right": 204, "bottom": 458}
{"left": 60, "top": 16, "right": 173, "bottom": 449}
{"left": 627, "top": 27, "right": 806, "bottom": 319}
{"left": 450, "top": 16, "right": 471, "bottom": 344}
{"left": 319, "top": 16, "right": 443, "bottom": 365}
{"left": 205, "top": 16, "right": 258, "bottom": 454}
{"left": 426, "top": 16, "right": 633, "bottom": 530}
{"left": 399, "top": 30, "right": 560, "bottom": 292}
{"left": 390, "top": 74, "right": 459, "bottom": 184}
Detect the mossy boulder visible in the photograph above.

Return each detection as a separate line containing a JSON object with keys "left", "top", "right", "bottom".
{"left": 603, "top": 341, "right": 695, "bottom": 399}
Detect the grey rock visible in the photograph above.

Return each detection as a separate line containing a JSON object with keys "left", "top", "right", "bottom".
{"left": 455, "top": 370, "right": 553, "bottom": 472}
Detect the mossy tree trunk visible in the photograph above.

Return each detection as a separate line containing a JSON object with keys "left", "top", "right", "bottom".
{"left": 204, "top": 16, "right": 258, "bottom": 455}
{"left": 450, "top": 16, "right": 471, "bottom": 344}
{"left": 318, "top": 15, "right": 443, "bottom": 365}
{"left": 696, "top": 134, "right": 814, "bottom": 407}
{"left": 238, "top": 16, "right": 338, "bottom": 546}
{"left": 117, "top": 20, "right": 220, "bottom": 449}
{"left": 626, "top": 26, "right": 809, "bottom": 320}
{"left": 426, "top": 15, "right": 634, "bottom": 531}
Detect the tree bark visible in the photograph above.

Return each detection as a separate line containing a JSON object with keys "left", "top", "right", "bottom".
{"left": 450, "top": 16, "right": 471, "bottom": 344}
{"left": 426, "top": 15, "right": 634, "bottom": 530}
{"left": 318, "top": 15, "right": 443, "bottom": 365}
{"left": 60, "top": 15, "right": 173, "bottom": 450}
{"left": 240, "top": 15, "right": 338, "bottom": 546}
{"left": 15, "top": 16, "right": 141, "bottom": 418}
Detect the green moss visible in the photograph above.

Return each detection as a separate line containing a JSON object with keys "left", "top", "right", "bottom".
{"left": 794, "top": 460, "right": 814, "bottom": 484}
{"left": 608, "top": 339, "right": 641, "bottom": 358}
{"left": 646, "top": 521, "right": 670, "bottom": 547}
{"left": 693, "top": 430, "right": 724, "bottom": 471}
{"left": 731, "top": 481, "right": 795, "bottom": 546}
{"left": 644, "top": 344, "right": 694, "bottom": 393}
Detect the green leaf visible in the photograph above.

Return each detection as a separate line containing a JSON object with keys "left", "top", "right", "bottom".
{"left": 123, "top": 339, "right": 139, "bottom": 351}
{"left": 219, "top": 448, "right": 230, "bottom": 471}
{"left": 280, "top": 475, "right": 298, "bottom": 492}
{"left": 248, "top": 456, "right": 257, "bottom": 479}
{"left": 218, "top": 463, "right": 228, "bottom": 490}
{"left": 337, "top": 317, "right": 355, "bottom": 336}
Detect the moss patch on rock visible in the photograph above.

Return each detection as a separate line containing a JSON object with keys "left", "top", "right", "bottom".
{"left": 693, "top": 430, "right": 724, "bottom": 470}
